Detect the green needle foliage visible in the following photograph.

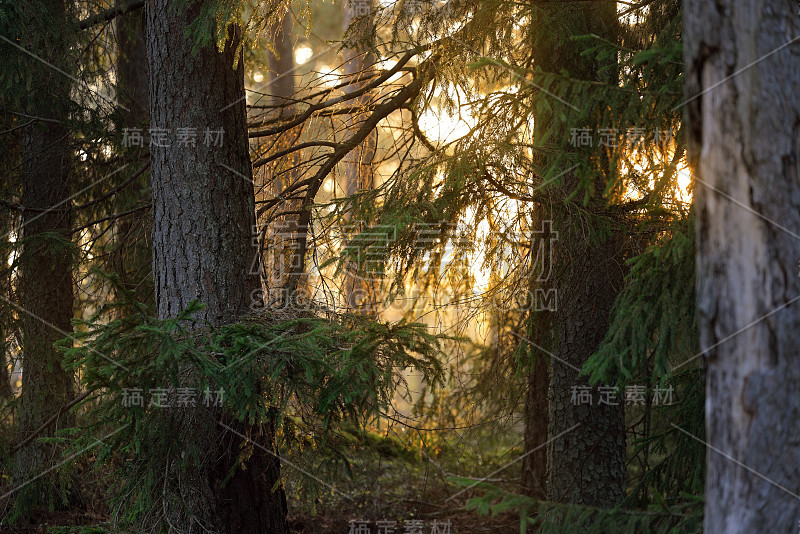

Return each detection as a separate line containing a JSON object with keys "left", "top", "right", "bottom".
{"left": 583, "top": 216, "right": 704, "bottom": 507}
{"left": 458, "top": 479, "right": 702, "bottom": 534}
{"left": 584, "top": 216, "right": 697, "bottom": 385}
{"left": 59, "top": 284, "right": 446, "bottom": 527}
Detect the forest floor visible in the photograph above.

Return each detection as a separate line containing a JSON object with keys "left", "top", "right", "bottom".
{"left": 1, "top": 493, "right": 522, "bottom": 534}
{"left": 2, "top": 431, "right": 526, "bottom": 533}
{"left": 1, "top": 507, "right": 521, "bottom": 534}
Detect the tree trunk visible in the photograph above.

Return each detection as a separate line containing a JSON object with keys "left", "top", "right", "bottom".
{"left": 0, "top": 335, "right": 12, "bottom": 400}
{"left": 12, "top": 0, "right": 75, "bottom": 515}
{"left": 146, "top": 2, "right": 289, "bottom": 532}
{"left": 685, "top": 1, "right": 800, "bottom": 531}
{"left": 116, "top": 0, "right": 149, "bottom": 126}
{"left": 262, "top": 10, "right": 300, "bottom": 306}
{"left": 526, "top": 1, "right": 626, "bottom": 507}
{"left": 0, "top": 221, "right": 13, "bottom": 400}
{"left": 112, "top": 0, "right": 152, "bottom": 307}
{"left": 546, "top": 222, "right": 626, "bottom": 506}
{"left": 342, "top": 0, "right": 377, "bottom": 313}
{"left": 266, "top": 11, "right": 294, "bottom": 116}
{"left": 522, "top": 213, "right": 553, "bottom": 498}
{"left": 521, "top": 349, "right": 549, "bottom": 498}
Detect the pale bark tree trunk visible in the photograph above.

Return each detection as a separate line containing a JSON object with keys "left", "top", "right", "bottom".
{"left": 13, "top": 0, "right": 75, "bottom": 512}
{"left": 527, "top": 1, "right": 626, "bottom": 507}
{"left": 685, "top": 1, "right": 800, "bottom": 531}
{"left": 146, "top": 1, "right": 288, "bottom": 532}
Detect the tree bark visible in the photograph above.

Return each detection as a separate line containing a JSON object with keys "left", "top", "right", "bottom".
{"left": 116, "top": 0, "right": 149, "bottom": 127}
{"left": 685, "top": 1, "right": 800, "bottom": 531}
{"left": 0, "top": 334, "right": 12, "bottom": 400}
{"left": 522, "top": 213, "right": 554, "bottom": 499}
{"left": 546, "top": 221, "right": 626, "bottom": 506}
{"left": 0, "top": 222, "right": 13, "bottom": 400}
{"left": 13, "top": 0, "right": 76, "bottom": 514}
{"left": 521, "top": 348, "right": 549, "bottom": 498}
{"left": 112, "top": 0, "right": 152, "bottom": 307}
{"left": 266, "top": 11, "right": 294, "bottom": 116}
{"left": 526, "top": 0, "right": 627, "bottom": 507}
{"left": 146, "top": 1, "right": 288, "bottom": 532}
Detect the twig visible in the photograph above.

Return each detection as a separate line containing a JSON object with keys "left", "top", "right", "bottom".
{"left": 11, "top": 391, "right": 92, "bottom": 455}
{"left": 70, "top": 204, "right": 150, "bottom": 234}
{"left": 78, "top": 0, "right": 145, "bottom": 30}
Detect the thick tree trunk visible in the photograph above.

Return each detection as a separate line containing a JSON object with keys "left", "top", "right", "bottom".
{"left": 526, "top": 1, "right": 626, "bottom": 507}
{"left": 147, "top": 11, "right": 258, "bottom": 324}
{"left": 13, "top": 0, "right": 75, "bottom": 513}
{"left": 546, "top": 223, "right": 626, "bottom": 506}
{"left": 685, "top": 1, "right": 800, "bottom": 531}
{"left": 146, "top": 2, "right": 288, "bottom": 532}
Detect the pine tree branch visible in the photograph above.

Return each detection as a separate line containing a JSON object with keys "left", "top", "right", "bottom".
{"left": 284, "top": 55, "right": 440, "bottom": 292}
{"left": 72, "top": 162, "right": 151, "bottom": 210}
{"left": 78, "top": 1, "right": 146, "bottom": 30}
{"left": 248, "top": 49, "right": 420, "bottom": 139}
{"left": 252, "top": 142, "right": 338, "bottom": 169}
{"left": 0, "top": 162, "right": 150, "bottom": 213}
{"left": 11, "top": 391, "right": 93, "bottom": 455}
{"left": 70, "top": 204, "right": 150, "bottom": 234}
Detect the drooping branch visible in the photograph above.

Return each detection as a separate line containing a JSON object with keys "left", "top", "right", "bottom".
{"left": 70, "top": 204, "right": 150, "bottom": 235}
{"left": 248, "top": 49, "right": 420, "bottom": 139}
{"left": 11, "top": 391, "right": 93, "bottom": 455}
{"left": 247, "top": 103, "right": 389, "bottom": 130}
{"left": 78, "top": 0, "right": 146, "bottom": 30}
{"left": 0, "top": 162, "right": 150, "bottom": 213}
{"left": 72, "top": 162, "right": 151, "bottom": 210}
{"left": 283, "top": 55, "right": 440, "bottom": 293}
{"left": 252, "top": 141, "right": 337, "bottom": 168}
